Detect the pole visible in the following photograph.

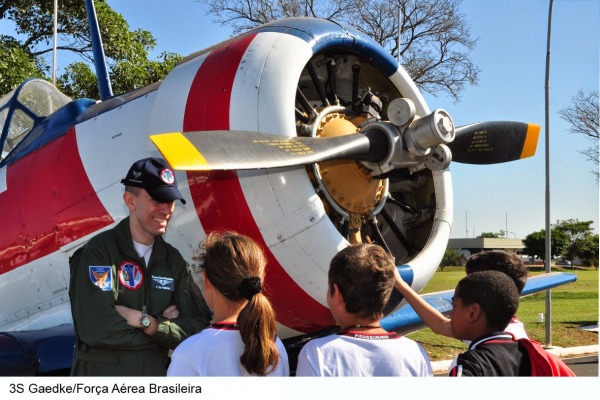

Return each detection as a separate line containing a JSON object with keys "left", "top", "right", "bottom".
{"left": 544, "top": 0, "right": 554, "bottom": 348}
{"left": 52, "top": 0, "right": 58, "bottom": 85}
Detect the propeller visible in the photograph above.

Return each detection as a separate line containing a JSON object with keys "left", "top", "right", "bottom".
{"left": 150, "top": 109, "right": 455, "bottom": 173}
{"left": 149, "top": 130, "right": 389, "bottom": 171}
{"left": 150, "top": 116, "right": 539, "bottom": 172}
{"left": 448, "top": 121, "right": 540, "bottom": 164}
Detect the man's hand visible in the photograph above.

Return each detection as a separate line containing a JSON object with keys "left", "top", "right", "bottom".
{"left": 162, "top": 305, "right": 180, "bottom": 319}
{"left": 115, "top": 305, "right": 158, "bottom": 335}
{"left": 115, "top": 305, "right": 142, "bottom": 327}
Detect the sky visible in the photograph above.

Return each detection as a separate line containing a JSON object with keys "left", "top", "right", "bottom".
{"left": 1, "top": 0, "right": 598, "bottom": 240}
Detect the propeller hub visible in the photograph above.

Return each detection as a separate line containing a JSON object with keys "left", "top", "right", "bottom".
{"left": 310, "top": 110, "right": 387, "bottom": 218}
{"left": 405, "top": 109, "right": 455, "bottom": 157}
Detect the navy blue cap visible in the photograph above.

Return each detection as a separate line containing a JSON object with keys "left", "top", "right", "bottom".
{"left": 121, "top": 157, "right": 186, "bottom": 204}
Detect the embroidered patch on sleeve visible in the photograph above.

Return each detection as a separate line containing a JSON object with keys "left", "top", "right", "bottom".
{"left": 89, "top": 266, "right": 113, "bottom": 291}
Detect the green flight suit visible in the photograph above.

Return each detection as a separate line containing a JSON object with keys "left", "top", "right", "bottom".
{"left": 69, "top": 217, "right": 212, "bottom": 376}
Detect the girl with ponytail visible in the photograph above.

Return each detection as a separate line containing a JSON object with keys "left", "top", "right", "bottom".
{"left": 168, "top": 231, "right": 289, "bottom": 376}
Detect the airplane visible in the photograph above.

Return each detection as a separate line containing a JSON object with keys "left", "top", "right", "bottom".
{"left": 0, "top": 1, "right": 577, "bottom": 376}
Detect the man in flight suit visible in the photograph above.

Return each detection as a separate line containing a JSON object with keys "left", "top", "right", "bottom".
{"left": 69, "top": 157, "right": 212, "bottom": 376}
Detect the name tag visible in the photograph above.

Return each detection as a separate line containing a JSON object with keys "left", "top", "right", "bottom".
{"left": 151, "top": 275, "right": 175, "bottom": 291}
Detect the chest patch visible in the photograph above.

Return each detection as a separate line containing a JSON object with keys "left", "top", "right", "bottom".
{"left": 118, "top": 261, "right": 144, "bottom": 290}
{"left": 89, "top": 266, "right": 113, "bottom": 291}
{"left": 151, "top": 275, "right": 175, "bottom": 291}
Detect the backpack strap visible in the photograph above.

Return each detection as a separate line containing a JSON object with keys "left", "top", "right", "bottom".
{"left": 517, "top": 338, "right": 576, "bottom": 376}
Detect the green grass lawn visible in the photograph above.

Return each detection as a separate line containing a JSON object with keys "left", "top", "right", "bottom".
{"left": 406, "top": 265, "right": 599, "bottom": 361}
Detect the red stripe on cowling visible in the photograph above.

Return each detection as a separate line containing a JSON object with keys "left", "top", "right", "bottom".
{"left": 0, "top": 128, "right": 113, "bottom": 274}
{"left": 183, "top": 33, "right": 334, "bottom": 333}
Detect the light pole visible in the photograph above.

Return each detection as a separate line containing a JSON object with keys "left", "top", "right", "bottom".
{"left": 544, "top": 0, "right": 554, "bottom": 348}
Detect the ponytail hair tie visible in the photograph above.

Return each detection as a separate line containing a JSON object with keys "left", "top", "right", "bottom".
{"left": 239, "top": 276, "right": 262, "bottom": 300}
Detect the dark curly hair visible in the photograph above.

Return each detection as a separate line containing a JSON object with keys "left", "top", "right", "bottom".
{"left": 455, "top": 270, "right": 519, "bottom": 331}
{"left": 466, "top": 250, "right": 527, "bottom": 294}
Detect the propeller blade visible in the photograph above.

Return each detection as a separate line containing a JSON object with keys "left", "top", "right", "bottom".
{"left": 150, "top": 130, "right": 388, "bottom": 171}
{"left": 448, "top": 122, "right": 540, "bottom": 164}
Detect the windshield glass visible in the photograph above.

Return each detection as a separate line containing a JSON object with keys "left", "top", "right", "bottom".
{"left": 0, "top": 79, "right": 71, "bottom": 160}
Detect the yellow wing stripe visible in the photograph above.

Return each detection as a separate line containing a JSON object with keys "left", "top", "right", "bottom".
{"left": 520, "top": 123, "right": 540, "bottom": 159}
{"left": 149, "top": 132, "right": 210, "bottom": 170}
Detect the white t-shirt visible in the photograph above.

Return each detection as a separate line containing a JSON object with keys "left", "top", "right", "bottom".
{"left": 295, "top": 329, "right": 433, "bottom": 376}
{"left": 504, "top": 316, "right": 528, "bottom": 340}
{"left": 132, "top": 239, "right": 153, "bottom": 266}
{"left": 167, "top": 323, "right": 290, "bottom": 376}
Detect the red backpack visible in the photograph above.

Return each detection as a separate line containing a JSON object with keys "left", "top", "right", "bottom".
{"left": 517, "top": 338, "right": 576, "bottom": 376}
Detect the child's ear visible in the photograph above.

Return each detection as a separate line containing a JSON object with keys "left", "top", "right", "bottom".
{"left": 469, "top": 303, "right": 482, "bottom": 322}
{"left": 332, "top": 283, "right": 345, "bottom": 305}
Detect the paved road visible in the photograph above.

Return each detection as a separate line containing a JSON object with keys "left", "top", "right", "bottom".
{"left": 563, "top": 354, "right": 598, "bottom": 377}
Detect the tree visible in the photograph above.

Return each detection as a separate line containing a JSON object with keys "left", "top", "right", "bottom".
{"left": 58, "top": 51, "right": 183, "bottom": 99}
{"left": 439, "top": 248, "right": 462, "bottom": 271}
{"left": 522, "top": 228, "right": 568, "bottom": 261}
{"left": 577, "top": 233, "right": 599, "bottom": 269}
{"left": 0, "top": 34, "right": 44, "bottom": 89}
{"left": 554, "top": 219, "right": 595, "bottom": 269}
{"left": 199, "top": 0, "right": 479, "bottom": 101}
{"left": 0, "top": 0, "right": 182, "bottom": 98}
{"left": 559, "top": 89, "right": 600, "bottom": 182}
{"left": 477, "top": 231, "right": 504, "bottom": 238}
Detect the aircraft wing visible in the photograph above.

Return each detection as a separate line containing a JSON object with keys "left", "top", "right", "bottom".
{"left": 381, "top": 272, "right": 578, "bottom": 335}
{"left": 381, "top": 289, "right": 454, "bottom": 334}
{"left": 520, "top": 272, "right": 578, "bottom": 296}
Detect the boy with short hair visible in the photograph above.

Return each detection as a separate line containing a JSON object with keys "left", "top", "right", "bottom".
{"left": 448, "top": 270, "right": 575, "bottom": 376}
{"left": 448, "top": 270, "right": 529, "bottom": 376}
{"left": 295, "top": 243, "right": 432, "bottom": 376}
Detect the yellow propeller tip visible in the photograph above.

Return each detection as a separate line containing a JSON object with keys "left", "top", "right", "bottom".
{"left": 520, "top": 123, "right": 540, "bottom": 159}
{"left": 150, "top": 132, "right": 211, "bottom": 170}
